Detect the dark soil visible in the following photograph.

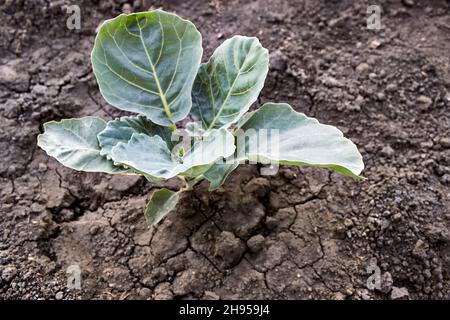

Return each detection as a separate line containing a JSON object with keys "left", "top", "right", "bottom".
{"left": 0, "top": 0, "right": 449, "bottom": 300}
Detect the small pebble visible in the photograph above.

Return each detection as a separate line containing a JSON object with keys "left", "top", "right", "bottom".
{"left": 356, "top": 63, "right": 370, "bottom": 73}
{"left": 391, "top": 287, "right": 409, "bottom": 300}
{"left": 369, "top": 39, "right": 381, "bottom": 49}
{"left": 416, "top": 95, "right": 432, "bottom": 111}
{"left": 247, "top": 234, "right": 265, "bottom": 253}
{"left": 38, "top": 163, "right": 48, "bottom": 172}
{"left": 203, "top": 291, "right": 220, "bottom": 300}
{"left": 344, "top": 218, "right": 354, "bottom": 228}
{"left": 122, "top": 3, "right": 132, "bottom": 13}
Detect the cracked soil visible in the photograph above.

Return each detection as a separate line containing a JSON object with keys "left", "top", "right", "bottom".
{"left": 0, "top": 0, "right": 449, "bottom": 300}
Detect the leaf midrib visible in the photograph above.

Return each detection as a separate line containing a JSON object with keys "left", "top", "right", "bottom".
{"left": 136, "top": 16, "right": 172, "bottom": 119}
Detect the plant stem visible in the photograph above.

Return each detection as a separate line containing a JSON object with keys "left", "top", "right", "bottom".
{"left": 180, "top": 175, "right": 204, "bottom": 192}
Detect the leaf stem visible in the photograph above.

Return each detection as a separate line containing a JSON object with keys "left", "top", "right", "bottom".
{"left": 161, "top": 95, "right": 172, "bottom": 119}
{"left": 180, "top": 175, "right": 204, "bottom": 192}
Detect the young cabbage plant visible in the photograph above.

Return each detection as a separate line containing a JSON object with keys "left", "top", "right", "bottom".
{"left": 37, "top": 10, "right": 364, "bottom": 225}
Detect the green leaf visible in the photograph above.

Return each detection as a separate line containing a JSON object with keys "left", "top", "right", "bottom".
{"left": 111, "top": 133, "right": 173, "bottom": 179}
{"left": 203, "top": 162, "right": 239, "bottom": 191}
{"left": 191, "top": 36, "right": 269, "bottom": 130}
{"left": 145, "top": 188, "right": 180, "bottom": 224}
{"left": 37, "top": 117, "right": 126, "bottom": 174}
{"left": 97, "top": 115, "right": 173, "bottom": 158}
{"left": 110, "top": 128, "right": 235, "bottom": 179}
{"left": 236, "top": 103, "right": 364, "bottom": 178}
{"left": 91, "top": 10, "right": 203, "bottom": 126}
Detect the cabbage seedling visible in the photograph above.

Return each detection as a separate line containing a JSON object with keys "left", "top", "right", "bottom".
{"left": 37, "top": 10, "right": 364, "bottom": 224}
